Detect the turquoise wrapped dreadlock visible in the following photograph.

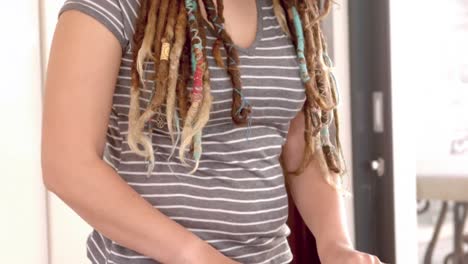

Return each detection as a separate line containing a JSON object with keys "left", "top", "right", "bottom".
{"left": 277, "top": 0, "right": 346, "bottom": 187}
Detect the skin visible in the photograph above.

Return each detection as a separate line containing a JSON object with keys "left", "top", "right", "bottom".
{"left": 42, "top": 1, "right": 382, "bottom": 263}
{"left": 198, "top": 0, "right": 258, "bottom": 49}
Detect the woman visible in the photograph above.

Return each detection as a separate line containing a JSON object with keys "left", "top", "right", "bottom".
{"left": 41, "top": 0, "right": 382, "bottom": 263}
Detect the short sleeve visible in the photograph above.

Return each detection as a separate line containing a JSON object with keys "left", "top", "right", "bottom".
{"left": 58, "top": 0, "right": 129, "bottom": 52}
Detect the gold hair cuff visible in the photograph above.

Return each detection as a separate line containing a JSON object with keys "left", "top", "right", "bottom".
{"left": 160, "top": 42, "right": 171, "bottom": 61}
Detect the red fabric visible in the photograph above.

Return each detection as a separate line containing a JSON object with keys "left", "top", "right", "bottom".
{"left": 287, "top": 193, "right": 321, "bottom": 264}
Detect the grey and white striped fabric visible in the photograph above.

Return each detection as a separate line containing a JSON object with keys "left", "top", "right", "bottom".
{"left": 59, "top": 0, "right": 306, "bottom": 263}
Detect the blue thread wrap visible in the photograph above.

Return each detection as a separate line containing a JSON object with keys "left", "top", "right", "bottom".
{"left": 291, "top": 7, "right": 310, "bottom": 83}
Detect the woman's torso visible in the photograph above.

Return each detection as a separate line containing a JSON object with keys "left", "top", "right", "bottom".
{"left": 60, "top": 0, "right": 306, "bottom": 263}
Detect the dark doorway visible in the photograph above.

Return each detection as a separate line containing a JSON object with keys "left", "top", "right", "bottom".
{"left": 287, "top": 197, "right": 321, "bottom": 264}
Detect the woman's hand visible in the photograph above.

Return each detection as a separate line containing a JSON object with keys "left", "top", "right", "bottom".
{"left": 319, "top": 242, "right": 383, "bottom": 264}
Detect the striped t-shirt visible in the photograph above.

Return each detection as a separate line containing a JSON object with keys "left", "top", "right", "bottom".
{"left": 59, "top": 0, "right": 306, "bottom": 263}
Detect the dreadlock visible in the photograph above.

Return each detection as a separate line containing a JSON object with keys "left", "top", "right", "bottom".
{"left": 201, "top": 0, "right": 253, "bottom": 125}
{"left": 128, "top": 0, "right": 151, "bottom": 160}
{"left": 165, "top": 1, "right": 188, "bottom": 161}
{"left": 277, "top": 0, "right": 346, "bottom": 188}
{"left": 137, "top": 0, "right": 178, "bottom": 149}
{"left": 128, "top": 0, "right": 347, "bottom": 189}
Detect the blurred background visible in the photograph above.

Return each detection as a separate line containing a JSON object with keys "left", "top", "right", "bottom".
{"left": 0, "top": 0, "right": 466, "bottom": 263}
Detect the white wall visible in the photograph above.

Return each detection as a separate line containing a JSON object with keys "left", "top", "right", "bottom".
{"left": 40, "top": 1, "right": 92, "bottom": 263}
{"left": 0, "top": 1, "right": 48, "bottom": 263}
{"left": 331, "top": 0, "right": 355, "bottom": 246}
{"left": 389, "top": 1, "right": 418, "bottom": 263}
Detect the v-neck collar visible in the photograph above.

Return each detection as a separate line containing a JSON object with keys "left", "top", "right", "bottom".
{"left": 201, "top": 0, "right": 264, "bottom": 56}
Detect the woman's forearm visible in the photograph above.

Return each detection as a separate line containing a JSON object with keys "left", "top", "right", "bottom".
{"left": 42, "top": 156, "right": 228, "bottom": 264}
{"left": 286, "top": 155, "right": 353, "bottom": 254}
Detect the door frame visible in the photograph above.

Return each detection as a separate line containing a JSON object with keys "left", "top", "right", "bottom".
{"left": 348, "top": 0, "right": 396, "bottom": 262}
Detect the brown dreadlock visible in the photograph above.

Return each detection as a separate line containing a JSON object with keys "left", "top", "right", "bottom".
{"left": 128, "top": 0, "right": 346, "bottom": 189}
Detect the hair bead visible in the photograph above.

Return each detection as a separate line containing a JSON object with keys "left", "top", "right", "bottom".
{"left": 160, "top": 42, "right": 171, "bottom": 60}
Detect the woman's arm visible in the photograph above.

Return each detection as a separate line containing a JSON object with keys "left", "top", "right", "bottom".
{"left": 41, "top": 10, "right": 237, "bottom": 264}
{"left": 281, "top": 111, "right": 382, "bottom": 264}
